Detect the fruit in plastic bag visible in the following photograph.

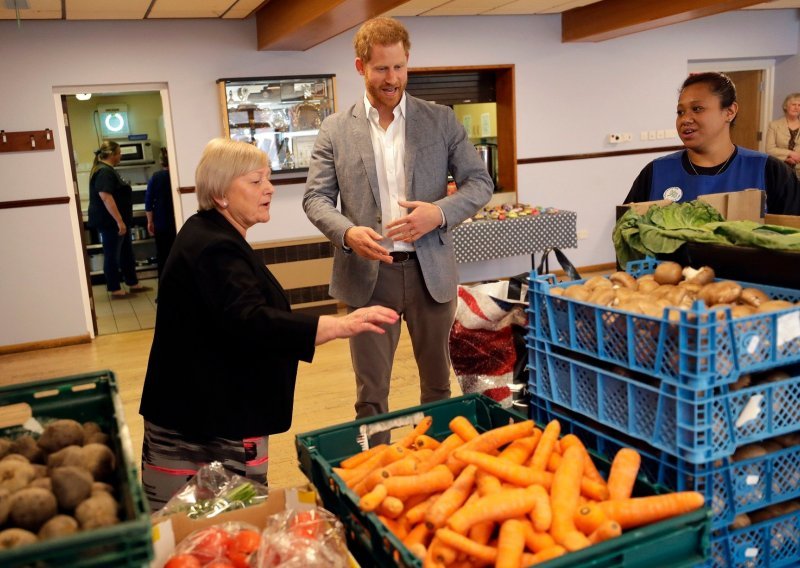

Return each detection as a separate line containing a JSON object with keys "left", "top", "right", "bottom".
{"left": 166, "top": 521, "right": 260, "bottom": 568}
{"left": 257, "top": 507, "right": 348, "bottom": 568}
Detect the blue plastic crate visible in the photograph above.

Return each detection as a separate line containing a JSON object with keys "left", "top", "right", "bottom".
{"left": 528, "top": 396, "right": 800, "bottom": 533}
{"left": 529, "top": 258, "right": 800, "bottom": 389}
{"left": 528, "top": 339, "right": 800, "bottom": 463}
{"left": 710, "top": 508, "right": 800, "bottom": 568}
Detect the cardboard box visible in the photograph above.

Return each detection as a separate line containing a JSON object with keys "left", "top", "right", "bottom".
{"left": 616, "top": 188, "right": 765, "bottom": 221}
{"left": 150, "top": 486, "right": 333, "bottom": 568}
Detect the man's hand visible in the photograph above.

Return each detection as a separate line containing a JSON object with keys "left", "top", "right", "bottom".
{"left": 385, "top": 200, "right": 442, "bottom": 243}
{"left": 345, "top": 226, "right": 393, "bottom": 263}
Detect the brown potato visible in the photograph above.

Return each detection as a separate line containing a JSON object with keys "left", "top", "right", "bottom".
{"left": 653, "top": 262, "right": 683, "bottom": 285}
{"left": 0, "top": 528, "right": 37, "bottom": 549}
{"left": 51, "top": 466, "right": 93, "bottom": 511}
{"left": 38, "top": 514, "right": 79, "bottom": 541}
{"left": 9, "top": 487, "right": 57, "bottom": 531}
{"left": 75, "top": 493, "right": 119, "bottom": 529}
{"left": 609, "top": 271, "right": 636, "bottom": 289}
{"left": 9, "top": 436, "right": 44, "bottom": 464}
{"left": 0, "top": 460, "right": 36, "bottom": 493}
{"left": 37, "top": 419, "right": 85, "bottom": 454}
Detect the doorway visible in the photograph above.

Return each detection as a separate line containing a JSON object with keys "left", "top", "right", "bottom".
{"left": 55, "top": 84, "right": 181, "bottom": 337}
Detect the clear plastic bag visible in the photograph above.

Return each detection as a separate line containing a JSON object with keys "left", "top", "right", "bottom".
{"left": 256, "top": 507, "right": 349, "bottom": 568}
{"left": 449, "top": 280, "right": 528, "bottom": 407}
{"left": 166, "top": 521, "right": 261, "bottom": 567}
{"left": 154, "top": 461, "right": 269, "bottom": 519}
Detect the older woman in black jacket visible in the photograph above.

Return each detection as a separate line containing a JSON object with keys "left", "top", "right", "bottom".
{"left": 139, "top": 138, "right": 397, "bottom": 511}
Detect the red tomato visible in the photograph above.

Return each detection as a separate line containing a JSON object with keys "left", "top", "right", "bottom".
{"left": 290, "top": 510, "right": 324, "bottom": 539}
{"left": 187, "top": 527, "right": 231, "bottom": 563}
{"left": 227, "top": 529, "right": 260, "bottom": 555}
{"left": 205, "top": 561, "right": 235, "bottom": 568}
{"left": 225, "top": 550, "right": 251, "bottom": 568}
{"left": 164, "top": 554, "right": 202, "bottom": 568}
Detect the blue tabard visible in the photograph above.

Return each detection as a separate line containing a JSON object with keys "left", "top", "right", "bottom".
{"left": 649, "top": 147, "right": 766, "bottom": 202}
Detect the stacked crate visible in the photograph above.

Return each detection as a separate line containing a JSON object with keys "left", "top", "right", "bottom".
{"left": 527, "top": 257, "right": 800, "bottom": 567}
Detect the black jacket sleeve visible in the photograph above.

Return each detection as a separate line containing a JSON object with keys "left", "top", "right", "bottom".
{"left": 624, "top": 162, "right": 654, "bottom": 204}
{"left": 765, "top": 156, "right": 800, "bottom": 215}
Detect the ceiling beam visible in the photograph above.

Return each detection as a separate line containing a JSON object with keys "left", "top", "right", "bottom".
{"left": 256, "top": 0, "right": 412, "bottom": 51}
{"left": 562, "top": 0, "right": 766, "bottom": 42}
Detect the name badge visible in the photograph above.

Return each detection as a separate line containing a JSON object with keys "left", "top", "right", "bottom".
{"left": 663, "top": 187, "right": 683, "bottom": 201}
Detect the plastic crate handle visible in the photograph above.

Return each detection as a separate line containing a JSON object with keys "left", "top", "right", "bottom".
{"left": 536, "top": 247, "right": 581, "bottom": 281}
{"left": 357, "top": 411, "right": 426, "bottom": 451}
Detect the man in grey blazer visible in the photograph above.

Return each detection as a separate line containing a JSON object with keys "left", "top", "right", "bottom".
{"left": 303, "top": 17, "right": 493, "bottom": 441}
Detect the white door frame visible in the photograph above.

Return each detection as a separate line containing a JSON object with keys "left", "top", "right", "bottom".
{"left": 52, "top": 82, "right": 182, "bottom": 338}
{"left": 688, "top": 58, "right": 775, "bottom": 153}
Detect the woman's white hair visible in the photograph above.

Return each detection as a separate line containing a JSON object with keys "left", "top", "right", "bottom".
{"left": 195, "top": 138, "right": 268, "bottom": 211}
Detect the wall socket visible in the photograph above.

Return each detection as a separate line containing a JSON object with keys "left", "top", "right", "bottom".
{"left": 608, "top": 133, "right": 632, "bottom": 144}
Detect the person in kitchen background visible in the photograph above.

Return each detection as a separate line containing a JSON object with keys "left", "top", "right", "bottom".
{"left": 144, "top": 147, "right": 176, "bottom": 280}
{"left": 138, "top": 138, "right": 398, "bottom": 511}
{"left": 766, "top": 92, "right": 800, "bottom": 179}
{"left": 87, "top": 140, "right": 152, "bottom": 298}
{"left": 303, "top": 17, "right": 493, "bottom": 445}
{"left": 625, "top": 72, "right": 800, "bottom": 215}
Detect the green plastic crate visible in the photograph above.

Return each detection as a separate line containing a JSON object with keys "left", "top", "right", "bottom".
{"left": 296, "top": 393, "right": 710, "bottom": 568}
{"left": 0, "top": 370, "right": 152, "bottom": 568}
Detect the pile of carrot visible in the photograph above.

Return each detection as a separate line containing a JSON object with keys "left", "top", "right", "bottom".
{"left": 332, "top": 415, "right": 705, "bottom": 568}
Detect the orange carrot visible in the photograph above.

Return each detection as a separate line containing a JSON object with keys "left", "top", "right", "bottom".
{"left": 379, "top": 514, "right": 407, "bottom": 540}
{"left": 560, "top": 434, "right": 607, "bottom": 486}
{"left": 436, "top": 527, "right": 498, "bottom": 564}
{"left": 581, "top": 477, "right": 610, "bottom": 501}
{"left": 520, "top": 520, "right": 557, "bottom": 553}
{"left": 549, "top": 445, "right": 590, "bottom": 549}
{"left": 546, "top": 452, "right": 562, "bottom": 473}
{"left": 498, "top": 435, "right": 538, "bottom": 465}
{"left": 383, "top": 464, "right": 454, "bottom": 500}
{"left": 448, "top": 487, "right": 538, "bottom": 534}
{"left": 454, "top": 449, "right": 552, "bottom": 488}
{"left": 528, "top": 484, "right": 553, "bottom": 532}
{"left": 342, "top": 443, "right": 407, "bottom": 487}
{"left": 599, "top": 491, "right": 705, "bottom": 529}
{"left": 607, "top": 448, "right": 642, "bottom": 501}
{"left": 496, "top": 519, "right": 526, "bottom": 568}
{"left": 475, "top": 470, "right": 503, "bottom": 496}
{"left": 403, "top": 522, "right": 431, "bottom": 549}
{"left": 468, "top": 520, "right": 495, "bottom": 546}
{"left": 418, "top": 433, "right": 465, "bottom": 473}
{"left": 449, "top": 415, "right": 481, "bottom": 441}
{"left": 530, "top": 420, "right": 561, "bottom": 471}
{"left": 559, "top": 530, "right": 591, "bottom": 552}
{"left": 339, "top": 443, "right": 387, "bottom": 469}
{"left": 379, "top": 495, "right": 404, "bottom": 518}
{"left": 428, "top": 536, "right": 457, "bottom": 565}
{"left": 404, "top": 493, "right": 439, "bottom": 526}
{"left": 425, "top": 464, "right": 478, "bottom": 530}
{"left": 359, "top": 483, "right": 387, "bottom": 512}
{"left": 407, "top": 542, "right": 427, "bottom": 560}
{"left": 399, "top": 415, "right": 434, "bottom": 448}
{"left": 573, "top": 502, "right": 607, "bottom": 535}
{"left": 354, "top": 455, "right": 420, "bottom": 496}
{"left": 521, "top": 545, "right": 566, "bottom": 565}
{"left": 588, "top": 519, "right": 622, "bottom": 544}
{"left": 414, "top": 434, "right": 441, "bottom": 451}
{"left": 458, "top": 420, "right": 535, "bottom": 457}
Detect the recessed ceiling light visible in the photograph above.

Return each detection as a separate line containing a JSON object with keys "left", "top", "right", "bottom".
{"left": 75, "top": 93, "right": 92, "bottom": 101}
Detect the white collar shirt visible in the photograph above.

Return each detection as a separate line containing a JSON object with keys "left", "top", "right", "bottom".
{"left": 364, "top": 92, "right": 411, "bottom": 252}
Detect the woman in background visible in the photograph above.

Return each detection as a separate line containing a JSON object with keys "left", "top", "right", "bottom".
{"left": 139, "top": 138, "right": 398, "bottom": 511}
{"left": 766, "top": 92, "right": 800, "bottom": 179}
{"left": 145, "top": 148, "right": 176, "bottom": 279}
{"left": 87, "top": 140, "right": 151, "bottom": 298}
{"left": 625, "top": 72, "right": 800, "bottom": 215}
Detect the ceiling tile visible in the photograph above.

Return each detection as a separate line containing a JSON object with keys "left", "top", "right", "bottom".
{"left": 423, "top": 0, "right": 520, "bottom": 15}
{"left": 0, "top": 0, "right": 60, "bottom": 20}
{"left": 383, "top": 0, "right": 453, "bottom": 16}
{"left": 222, "top": 0, "right": 263, "bottom": 19}
{"left": 148, "top": 0, "right": 234, "bottom": 18}
{"left": 66, "top": 0, "right": 150, "bottom": 20}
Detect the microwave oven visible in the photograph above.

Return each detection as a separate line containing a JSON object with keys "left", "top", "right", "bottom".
{"left": 117, "top": 140, "right": 155, "bottom": 165}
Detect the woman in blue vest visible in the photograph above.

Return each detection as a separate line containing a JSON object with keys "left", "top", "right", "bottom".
{"left": 625, "top": 72, "right": 800, "bottom": 215}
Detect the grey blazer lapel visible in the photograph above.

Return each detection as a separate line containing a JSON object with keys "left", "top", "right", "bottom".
{"left": 404, "top": 97, "right": 422, "bottom": 201}
{"left": 351, "top": 102, "right": 381, "bottom": 207}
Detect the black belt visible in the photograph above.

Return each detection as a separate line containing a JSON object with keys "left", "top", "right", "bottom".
{"left": 389, "top": 251, "right": 417, "bottom": 262}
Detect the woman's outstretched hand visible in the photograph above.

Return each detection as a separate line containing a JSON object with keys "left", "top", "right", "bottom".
{"left": 316, "top": 306, "right": 399, "bottom": 345}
